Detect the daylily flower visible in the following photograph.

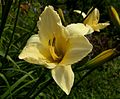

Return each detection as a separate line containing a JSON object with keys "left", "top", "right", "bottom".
{"left": 74, "top": 8, "right": 110, "bottom": 32}
{"left": 19, "top": 6, "right": 93, "bottom": 95}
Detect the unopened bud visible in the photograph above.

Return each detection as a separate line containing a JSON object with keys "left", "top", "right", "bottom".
{"left": 109, "top": 6, "right": 120, "bottom": 27}
{"left": 78, "top": 49, "right": 115, "bottom": 71}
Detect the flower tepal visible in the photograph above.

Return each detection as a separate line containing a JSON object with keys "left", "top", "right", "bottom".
{"left": 74, "top": 8, "right": 110, "bottom": 32}
{"left": 19, "top": 6, "right": 93, "bottom": 95}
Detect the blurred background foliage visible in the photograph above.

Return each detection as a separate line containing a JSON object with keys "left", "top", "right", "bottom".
{"left": 0, "top": 0, "right": 120, "bottom": 98}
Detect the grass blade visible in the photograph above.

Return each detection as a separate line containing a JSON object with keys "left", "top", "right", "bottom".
{"left": 7, "top": 78, "right": 38, "bottom": 99}
{"left": 0, "top": 73, "right": 13, "bottom": 99}
{"left": 1, "top": 71, "right": 34, "bottom": 99}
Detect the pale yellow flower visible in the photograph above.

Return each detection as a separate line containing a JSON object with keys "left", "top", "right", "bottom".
{"left": 74, "top": 8, "right": 110, "bottom": 32}
{"left": 19, "top": 6, "right": 93, "bottom": 95}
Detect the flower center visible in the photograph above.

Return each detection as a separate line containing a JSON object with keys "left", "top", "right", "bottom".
{"left": 48, "top": 37, "right": 62, "bottom": 62}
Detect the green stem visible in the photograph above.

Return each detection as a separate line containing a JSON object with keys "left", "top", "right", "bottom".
{"left": 0, "top": 0, "right": 13, "bottom": 39}
{"left": 25, "top": 76, "right": 43, "bottom": 98}
{"left": 31, "top": 78, "right": 53, "bottom": 99}
{"left": 25, "top": 69, "right": 50, "bottom": 98}
{"left": 4, "top": 0, "right": 21, "bottom": 59}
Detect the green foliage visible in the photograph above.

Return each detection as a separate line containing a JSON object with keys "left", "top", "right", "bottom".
{"left": 0, "top": 0, "right": 120, "bottom": 98}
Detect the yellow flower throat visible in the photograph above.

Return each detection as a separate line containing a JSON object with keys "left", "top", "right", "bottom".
{"left": 49, "top": 37, "right": 62, "bottom": 62}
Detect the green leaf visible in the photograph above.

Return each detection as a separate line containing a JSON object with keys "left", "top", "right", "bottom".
{"left": 0, "top": 73, "right": 13, "bottom": 99}
{"left": 7, "top": 78, "right": 37, "bottom": 99}
{"left": 1, "top": 71, "right": 34, "bottom": 99}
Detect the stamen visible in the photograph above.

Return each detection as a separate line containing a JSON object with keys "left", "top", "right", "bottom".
{"left": 48, "top": 37, "right": 61, "bottom": 61}
{"left": 49, "top": 46, "right": 60, "bottom": 61}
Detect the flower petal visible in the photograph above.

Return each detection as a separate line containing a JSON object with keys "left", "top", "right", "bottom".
{"left": 51, "top": 65, "right": 74, "bottom": 95}
{"left": 60, "top": 35, "right": 93, "bottom": 65}
{"left": 54, "top": 25, "right": 69, "bottom": 55}
{"left": 19, "top": 34, "right": 56, "bottom": 69}
{"left": 84, "top": 8, "right": 100, "bottom": 26}
{"left": 37, "top": 6, "right": 62, "bottom": 46}
{"left": 66, "top": 23, "right": 91, "bottom": 36}
{"left": 93, "top": 22, "right": 110, "bottom": 32}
